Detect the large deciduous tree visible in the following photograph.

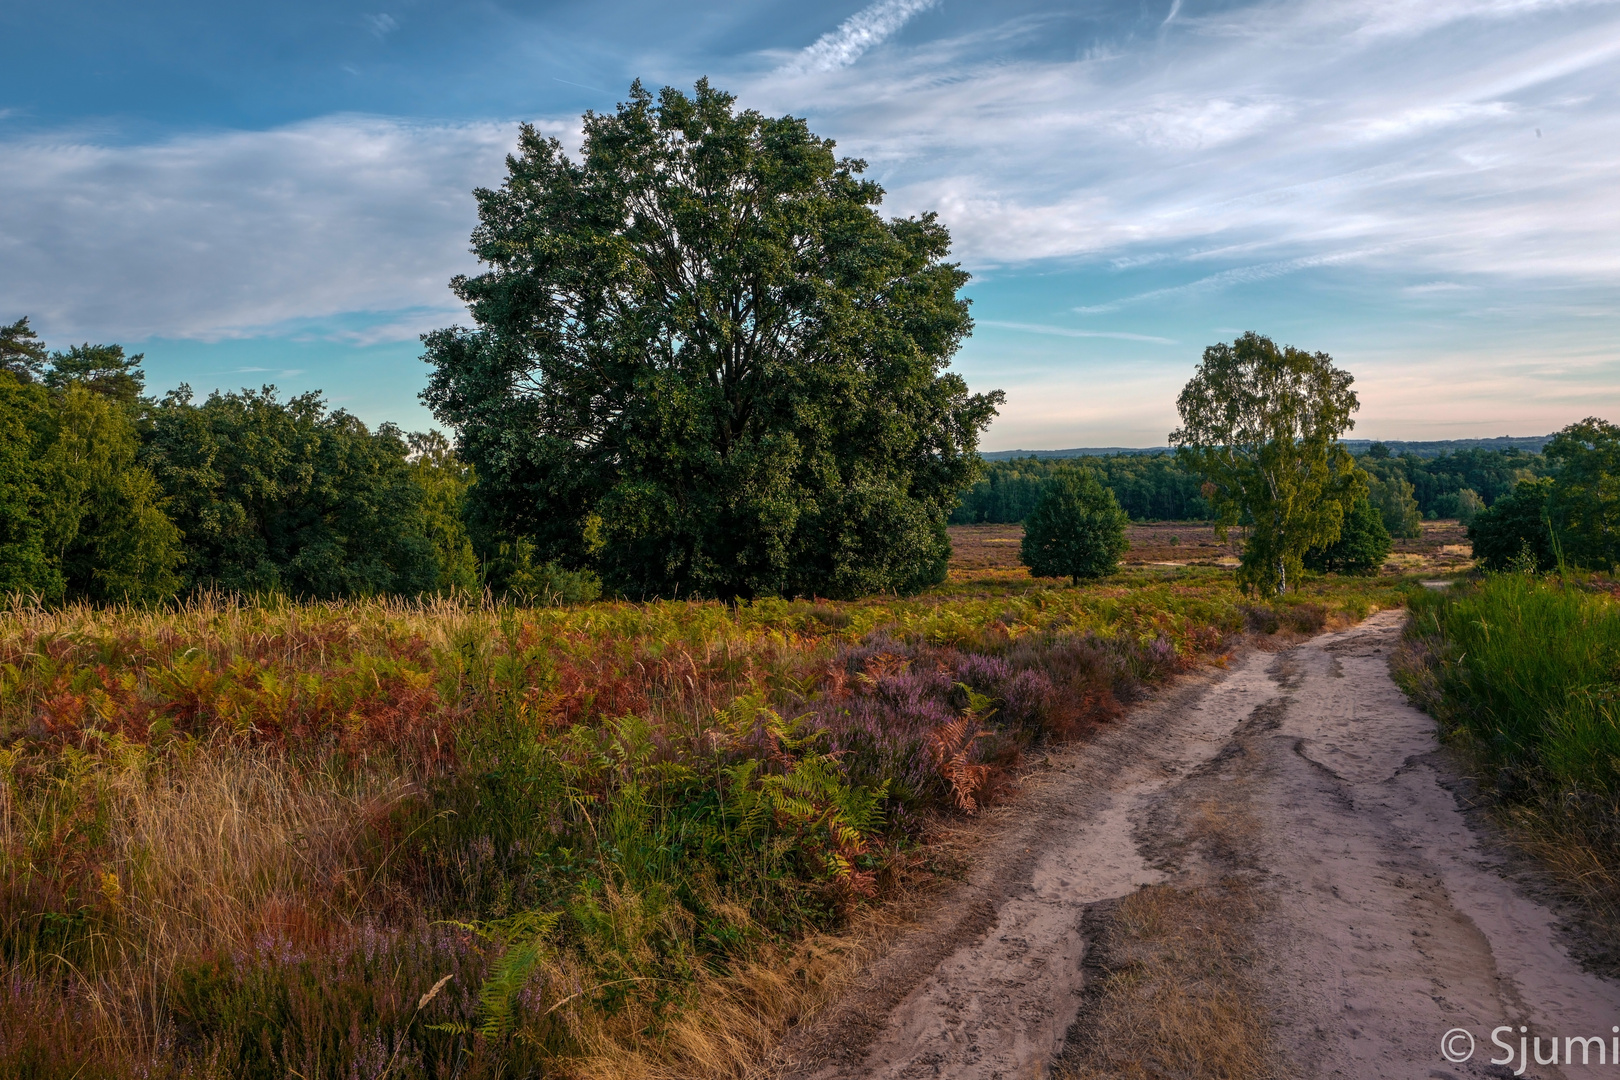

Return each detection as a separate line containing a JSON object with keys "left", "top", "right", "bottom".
{"left": 1170, "top": 332, "right": 1363, "bottom": 596}
{"left": 422, "top": 80, "right": 1001, "bottom": 600}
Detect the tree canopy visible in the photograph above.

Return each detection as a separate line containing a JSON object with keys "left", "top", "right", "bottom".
{"left": 1303, "top": 495, "right": 1390, "bottom": 575}
{"left": 1469, "top": 478, "right": 1556, "bottom": 572}
{"left": 1170, "top": 332, "right": 1363, "bottom": 596}
{"left": 1546, "top": 417, "right": 1620, "bottom": 571}
{"left": 423, "top": 80, "right": 1000, "bottom": 600}
{"left": 143, "top": 386, "right": 444, "bottom": 598}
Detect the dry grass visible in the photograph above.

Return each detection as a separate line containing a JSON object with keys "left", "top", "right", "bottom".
{"left": 0, "top": 581, "right": 1405, "bottom": 1077}
{"left": 1055, "top": 881, "right": 1276, "bottom": 1080}
{"left": 0, "top": 739, "right": 410, "bottom": 1062}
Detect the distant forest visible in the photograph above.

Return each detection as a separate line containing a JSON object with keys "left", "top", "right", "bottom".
{"left": 951, "top": 444, "right": 1553, "bottom": 525}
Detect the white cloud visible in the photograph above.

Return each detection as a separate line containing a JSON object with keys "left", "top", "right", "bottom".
{"left": 783, "top": 0, "right": 940, "bottom": 74}
{"left": 0, "top": 116, "right": 525, "bottom": 342}
{"left": 737, "top": 1, "right": 1620, "bottom": 284}
{"left": 979, "top": 320, "right": 1178, "bottom": 344}
{"left": 363, "top": 13, "right": 398, "bottom": 38}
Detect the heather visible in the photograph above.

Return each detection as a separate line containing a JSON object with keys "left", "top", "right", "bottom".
{"left": 0, "top": 569, "right": 1396, "bottom": 1078}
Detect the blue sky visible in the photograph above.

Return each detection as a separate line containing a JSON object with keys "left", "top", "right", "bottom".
{"left": 2, "top": 0, "right": 1617, "bottom": 447}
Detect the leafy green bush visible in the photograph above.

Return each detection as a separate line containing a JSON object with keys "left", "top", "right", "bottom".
{"left": 1304, "top": 496, "right": 1390, "bottom": 574}
{"left": 1020, "top": 469, "right": 1129, "bottom": 583}
{"left": 481, "top": 537, "right": 602, "bottom": 604}
{"left": 1468, "top": 477, "right": 1556, "bottom": 571}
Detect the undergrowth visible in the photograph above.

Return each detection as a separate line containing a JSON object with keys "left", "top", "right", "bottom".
{"left": 1397, "top": 572, "right": 1620, "bottom": 957}
{"left": 0, "top": 568, "right": 1399, "bottom": 1078}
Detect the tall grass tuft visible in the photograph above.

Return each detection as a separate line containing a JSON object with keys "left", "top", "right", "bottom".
{"left": 1399, "top": 573, "right": 1620, "bottom": 941}
{"left": 1401, "top": 574, "right": 1620, "bottom": 798}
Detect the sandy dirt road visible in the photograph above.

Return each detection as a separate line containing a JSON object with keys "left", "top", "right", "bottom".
{"left": 781, "top": 611, "right": 1620, "bottom": 1080}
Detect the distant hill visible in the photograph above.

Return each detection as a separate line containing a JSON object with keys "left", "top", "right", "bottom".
{"left": 983, "top": 434, "right": 1553, "bottom": 462}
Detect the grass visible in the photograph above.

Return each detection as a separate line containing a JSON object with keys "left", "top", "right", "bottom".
{"left": 0, "top": 567, "right": 1404, "bottom": 1078}
{"left": 1055, "top": 881, "right": 1276, "bottom": 1080}
{"left": 1397, "top": 571, "right": 1620, "bottom": 957}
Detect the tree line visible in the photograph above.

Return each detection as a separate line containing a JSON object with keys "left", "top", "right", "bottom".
{"left": 0, "top": 317, "right": 487, "bottom": 603}
{"left": 955, "top": 444, "right": 1552, "bottom": 533}
{"left": 8, "top": 81, "right": 1609, "bottom": 605}
{"left": 0, "top": 82, "right": 1000, "bottom": 605}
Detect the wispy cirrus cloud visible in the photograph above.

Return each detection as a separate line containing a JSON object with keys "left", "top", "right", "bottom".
{"left": 781, "top": 0, "right": 939, "bottom": 74}
{"left": 979, "top": 320, "right": 1177, "bottom": 344}
{"left": 1073, "top": 253, "right": 1382, "bottom": 315}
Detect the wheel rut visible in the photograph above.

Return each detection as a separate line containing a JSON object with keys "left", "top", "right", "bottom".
{"left": 779, "top": 611, "right": 1620, "bottom": 1080}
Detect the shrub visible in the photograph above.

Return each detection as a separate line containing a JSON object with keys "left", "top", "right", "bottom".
{"left": 1469, "top": 478, "right": 1556, "bottom": 571}
{"left": 1020, "top": 469, "right": 1129, "bottom": 583}
{"left": 1304, "top": 495, "right": 1390, "bottom": 574}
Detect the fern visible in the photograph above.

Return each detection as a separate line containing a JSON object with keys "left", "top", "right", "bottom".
{"left": 441, "top": 909, "right": 563, "bottom": 1039}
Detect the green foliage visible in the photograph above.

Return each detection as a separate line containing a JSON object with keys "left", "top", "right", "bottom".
{"left": 1546, "top": 417, "right": 1620, "bottom": 571}
{"left": 43, "top": 343, "right": 146, "bottom": 407}
{"left": 1468, "top": 478, "right": 1556, "bottom": 572}
{"left": 142, "top": 386, "right": 441, "bottom": 597}
{"left": 423, "top": 80, "right": 1001, "bottom": 600}
{"left": 1019, "top": 469, "right": 1129, "bottom": 583}
{"left": 1402, "top": 575, "right": 1620, "bottom": 799}
{"left": 1303, "top": 495, "right": 1390, "bottom": 574}
{"left": 1433, "top": 487, "right": 1484, "bottom": 525}
{"left": 1360, "top": 446, "right": 1548, "bottom": 516}
{"left": 407, "top": 430, "right": 480, "bottom": 594}
{"left": 0, "top": 372, "right": 179, "bottom": 602}
{"left": 0, "top": 374, "right": 57, "bottom": 594}
{"left": 482, "top": 537, "right": 603, "bottom": 605}
{"left": 952, "top": 453, "right": 1211, "bottom": 524}
{"left": 38, "top": 385, "right": 182, "bottom": 602}
{"left": 1368, "top": 473, "right": 1423, "bottom": 538}
{"left": 1171, "top": 332, "right": 1364, "bottom": 597}
{"left": 0, "top": 317, "right": 48, "bottom": 384}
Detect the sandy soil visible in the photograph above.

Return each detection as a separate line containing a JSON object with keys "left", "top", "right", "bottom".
{"left": 778, "top": 613, "right": 1620, "bottom": 1079}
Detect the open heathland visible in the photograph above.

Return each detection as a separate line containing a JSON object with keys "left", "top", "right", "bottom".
{"left": 0, "top": 565, "right": 1409, "bottom": 1079}
{"left": 949, "top": 518, "right": 1471, "bottom": 578}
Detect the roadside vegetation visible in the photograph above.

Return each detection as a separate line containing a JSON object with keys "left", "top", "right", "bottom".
{"left": 1398, "top": 572, "right": 1620, "bottom": 953}
{"left": 0, "top": 569, "right": 1401, "bottom": 1078}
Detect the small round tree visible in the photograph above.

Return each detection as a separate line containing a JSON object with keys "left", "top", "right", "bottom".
{"left": 1303, "top": 495, "right": 1390, "bottom": 574}
{"left": 1020, "top": 469, "right": 1129, "bottom": 583}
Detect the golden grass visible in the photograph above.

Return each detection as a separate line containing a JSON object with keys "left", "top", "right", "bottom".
{"left": 1054, "top": 881, "right": 1276, "bottom": 1080}
{"left": 0, "top": 739, "right": 411, "bottom": 1058}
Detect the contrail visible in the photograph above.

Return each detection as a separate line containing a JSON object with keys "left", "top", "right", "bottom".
{"left": 784, "top": 0, "right": 940, "bottom": 74}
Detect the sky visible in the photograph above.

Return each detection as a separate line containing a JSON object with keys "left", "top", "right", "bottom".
{"left": 2, "top": 0, "right": 1617, "bottom": 449}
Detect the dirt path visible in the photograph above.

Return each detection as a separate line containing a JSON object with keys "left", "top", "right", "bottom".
{"left": 781, "top": 611, "right": 1620, "bottom": 1080}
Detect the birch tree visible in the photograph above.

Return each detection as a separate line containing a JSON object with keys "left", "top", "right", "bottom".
{"left": 1170, "top": 332, "right": 1363, "bottom": 596}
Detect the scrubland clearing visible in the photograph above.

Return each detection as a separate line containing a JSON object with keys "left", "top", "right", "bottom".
{"left": 0, "top": 556, "right": 1403, "bottom": 1079}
